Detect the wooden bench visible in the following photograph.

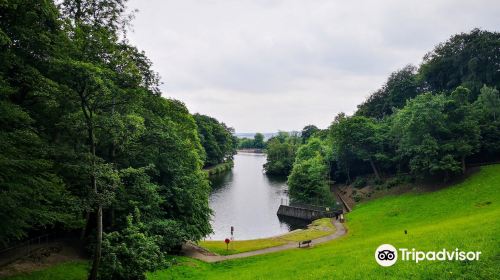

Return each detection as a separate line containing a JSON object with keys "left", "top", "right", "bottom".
{"left": 298, "top": 240, "right": 312, "bottom": 248}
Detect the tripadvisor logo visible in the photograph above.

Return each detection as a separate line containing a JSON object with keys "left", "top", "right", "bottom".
{"left": 375, "top": 244, "right": 481, "bottom": 267}
{"left": 375, "top": 244, "right": 398, "bottom": 267}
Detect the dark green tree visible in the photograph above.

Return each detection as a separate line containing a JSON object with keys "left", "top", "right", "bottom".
{"left": 392, "top": 91, "right": 479, "bottom": 180}
{"left": 356, "top": 65, "right": 421, "bottom": 119}
{"left": 193, "top": 114, "right": 236, "bottom": 167}
{"left": 420, "top": 29, "right": 500, "bottom": 98}
{"left": 253, "top": 133, "right": 265, "bottom": 149}
{"left": 264, "top": 132, "right": 300, "bottom": 176}
{"left": 301, "top": 125, "right": 320, "bottom": 143}
{"left": 287, "top": 138, "right": 332, "bottom": 205}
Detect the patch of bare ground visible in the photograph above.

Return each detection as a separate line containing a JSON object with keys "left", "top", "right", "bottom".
{"left": 0, "top": 242, "right": 85, "bottom": 278}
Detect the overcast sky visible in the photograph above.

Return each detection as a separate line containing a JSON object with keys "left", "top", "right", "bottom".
{"left": 126, "top": 0, "right": 499, "bottom": 133}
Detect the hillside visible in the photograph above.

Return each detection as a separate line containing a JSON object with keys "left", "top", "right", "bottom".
{"left": 7, "top": 164, "right": 499, "bottom": 279}
{"left": 150, "top": 165, "right": 499, "bottom": 279}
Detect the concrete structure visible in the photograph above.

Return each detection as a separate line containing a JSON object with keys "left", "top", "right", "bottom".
{"left": 276, "top": 204, "right": 342, "bottom": 221}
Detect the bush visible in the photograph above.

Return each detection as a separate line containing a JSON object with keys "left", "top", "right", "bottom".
{"left": 352, "top": 177, "right": 367, "bottom": 188}
{"left": 206, "top": 161, "right": 234, "bottom": 176}
{"left": 98, "top": 214, "right": 167, "bottom": 280}
{"left": 383, "top": 175, "right": 412, "bottom": 189}
{"left": 288, "top": 154, "right": 332, "bottom": 205}
{"left": 373, "top": 178, "right": 384, "bottom": 185}
{"left": 384, "top": 177, "right": 401, "bottom": 189}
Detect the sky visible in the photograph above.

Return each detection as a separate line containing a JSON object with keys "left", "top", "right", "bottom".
{"left": 126, "top": 0, "right": 500, "bottom": 133}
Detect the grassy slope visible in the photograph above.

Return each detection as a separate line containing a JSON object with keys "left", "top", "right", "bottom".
{"left": 199, "top": 218, "right": 335, "bottom": 255}
{"left": 3, "top": 261, "right": 88, "bottom": 280}
{"left": 150, "top": 165, "right": 500, "bottom": 279}
{"left": 6, "top": 165, "right": 500, "bottom": 280}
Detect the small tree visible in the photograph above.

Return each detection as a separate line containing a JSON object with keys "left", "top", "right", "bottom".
{"left": 254, "top": 133, "right": 265, "bottom": 149}
{"left": 98, "top": 212, "right": 166, "bottom": 280}
{"left": 287, "top": 139, "right": 332, "bottom": 205}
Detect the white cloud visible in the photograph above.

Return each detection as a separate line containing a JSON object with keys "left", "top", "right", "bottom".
{"left": 127, "top": 0, "right": 500, "bottom": 132}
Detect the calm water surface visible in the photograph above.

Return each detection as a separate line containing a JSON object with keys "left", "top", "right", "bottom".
{"left": 207, "top": 152, "right": 307, "bottom": 240}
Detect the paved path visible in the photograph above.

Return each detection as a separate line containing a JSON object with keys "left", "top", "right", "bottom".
{"left": 181, "top": 219, "right": 347, "bottom": 263}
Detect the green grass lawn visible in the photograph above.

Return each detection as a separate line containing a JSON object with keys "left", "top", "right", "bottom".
{"left": 149, "top": 165, "right": 500, "bottom": 279}
{"left": 7, "top": 165, "right": 500, "bottom": 280}
{"left": 199, "top": 218, "right": 335, "bottom": 255}
{"left": 3, "top": 261, "right": 88, "bottom": 280}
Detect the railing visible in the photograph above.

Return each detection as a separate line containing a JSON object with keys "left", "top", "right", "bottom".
{"left": 281, "top": 197, "right": 342, "bottom": 212}
{"left": 280, "top": 198, "right": 341, "bottom": 212}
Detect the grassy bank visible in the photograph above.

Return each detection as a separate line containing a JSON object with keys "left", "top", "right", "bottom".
{"left": 7, "top": 165, "right": 500, "bottom": 279}
{"left": 204, "top": 161, "right": 234, "bottom": 176}
{"left": 149, "top": 164, "right": 500, "bottom": 279}
{"left": 199, "top": 218, "right": 335, "bottom": 255}
{"left": 3, "top": 261, "right": 88, "bottom": 280}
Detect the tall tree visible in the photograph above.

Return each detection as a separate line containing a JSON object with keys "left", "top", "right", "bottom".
{"left": 420, "top": 29, "right": 500, "bottom": 98}
{"left": 301, "top": 125, "right": 320, "bottom": 143}
{"left": 473, "top": 85, "right": 500, "bottom": 161}
{"left": 194, "top": 114, "right": 236, "bottom": 167}
{"left": 356, "top": 65, "right": 421, "bottom": 119}
{"left": 392, "top": 92, "right": 479, "bottom": 180}
{"left": 330, "top": 115, "right": 384, "bottom": 180}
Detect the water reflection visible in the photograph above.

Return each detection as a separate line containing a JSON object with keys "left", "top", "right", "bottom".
{"left": 206, "top": 152, "right": 306, "bottom": 240}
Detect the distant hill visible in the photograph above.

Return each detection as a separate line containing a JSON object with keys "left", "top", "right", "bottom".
{"left": 234, "top": 132, "right": 277, "bottom": 140}
{"left": 234, "top": 132, "right": 299, "bottom": 140}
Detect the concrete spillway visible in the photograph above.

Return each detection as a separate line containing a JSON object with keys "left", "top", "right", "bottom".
{"left": 277, "top": 204, "right": 342, "bottom": 221}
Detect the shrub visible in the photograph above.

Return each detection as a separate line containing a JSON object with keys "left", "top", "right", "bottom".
{"left": 353, "top": 193, "right": 362, "bottom": 202}
{"left": 352, "top": 177, "right": 367, "bottom": 188}
{"left": 98, "top": 214, "right": 167, "bottom": 280}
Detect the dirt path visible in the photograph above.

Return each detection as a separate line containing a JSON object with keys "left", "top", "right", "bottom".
{"left": 181, "top": 219, "right": 347, "bottom": 263}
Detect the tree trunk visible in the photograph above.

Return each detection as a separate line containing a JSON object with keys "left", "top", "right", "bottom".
{"left": 369, "top": 158, "right": 381, "bottom": 180}
{"left": 80, "top": 211, "right": 90, "bottom": 240}
{"left": 346, "top": 166, "right": 351, "bottom": 184}
{"left": 88, "top": 205, "right": 102, "bottom": 280}
{"left": 461, "top": 156, "right": 466, "bottom": 174}
{"left": 86, "top": 116, "right": 102, "bottom": 280}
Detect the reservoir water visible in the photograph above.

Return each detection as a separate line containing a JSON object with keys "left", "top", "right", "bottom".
{"left": 207, "top": 152, "right": 308, "bottom": 240}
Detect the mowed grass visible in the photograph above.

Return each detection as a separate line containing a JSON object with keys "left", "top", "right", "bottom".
{"left": 7, "top": 165, "right": 500, "bottom": 280}
{"left": 199, "top": 218, "right": 335, "bottom": 255}
{"left": 3, "top": 261, "right": 88, "bottom": 280}
{"left": 149, "top": 165, "right": 500, "bottom": 279}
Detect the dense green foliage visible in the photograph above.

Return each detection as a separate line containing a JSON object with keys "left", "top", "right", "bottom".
{"left": 263, "top": 132, "right": 300, "bottom": 175}
{"left": 0, "top": 1, "right": 227, "bottom": 279}
{"left": 193, "top": 114, "right": 237, "bottom": 167}
{"left": 357, "top": 29, "right": 500, "bottom": 119}
{"left": 329, "top": 30, "right": 500, "bottom": 185}
{"left": 300, "top": 125, "right": 320, "bottom": 143}
{"left": 237, "top": 133, "right": 266, "bottom": 149}
{"left": 287, "top": 138, "right": 332, "bottom": 205}
{"left": 330, "top": 115, "right": 387, "bottom": 181}
{"left": 1, "top": 3, "right": 499, "bottom": 278}
{"left": 22, "top": 164, "right": 498, "bottom": 280}
{"left": 391, "top": 88, "right": 480, "bottom": 179}
{"left": 265, "top": 29, "right": 500, "bottom": 205}
{"left": 147, "top": 165, "right": 500, "bottom": 279}
{"left": 356, "top": 65, "right": 421, "bottom": 119}
{"left": 420, "top": 29, "right": 500, "bottom": 97}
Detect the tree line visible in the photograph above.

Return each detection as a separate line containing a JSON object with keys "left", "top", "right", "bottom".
{"left": 264, "top": 29, "right": 500, "bottom": 205}
{"left": 237, "top": 132, "right": 266, "bottom": 149}
{"left": 0, "top": 1, "right": 234, "bottom": 279}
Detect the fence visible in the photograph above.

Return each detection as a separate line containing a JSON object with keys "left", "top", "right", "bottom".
{"left": 280, "top": 198, "right": 342, "bottom": 212}
{"left": 0, "top": 234, "right": 68, "bottom": 267}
